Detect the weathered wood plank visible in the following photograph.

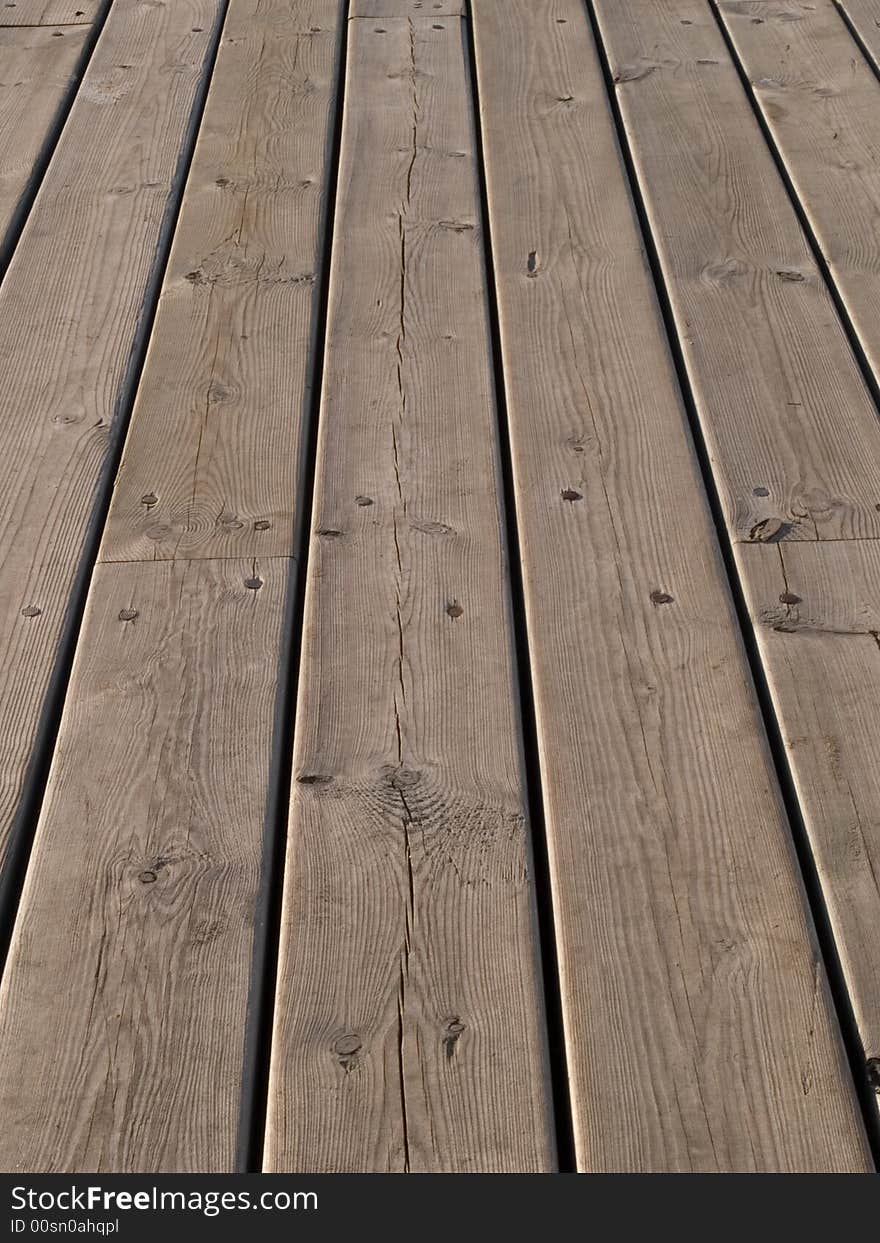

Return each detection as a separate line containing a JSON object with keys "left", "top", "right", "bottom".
{"left": 741, "top": 540, "right": 880, "bottom": 1079}
{"left": 592, "top": 0, "right": 880, "bottom": 1124}
{"left": 716, "top": 0, "right": 880, "bottom": 384}
{"left": 350, "top": 2, "right": 464, "bottom": 17}
{"left": 837, "top": 0, "right": 880, "bottom": 64}
{"left": 0, "top": 1, "right": 98, "bottom": 23}
{"left": 265, "top": 15, "right": 555, "bottom": 1172}
{"left": 472, "top": 0, "right": 870, "bottom": 1172}
{"left": 593, "top": 0, "right": 880, "bottom": 545}
{"left": 0, "top": 557, "right": 290, "bottom": 1172}
{"left": 0, "top": 0, "right": 223, "bottom": 877}
{"left": 102, "top": 1, "right": 342, "bottom": 564}
{"left": 0, "top": 24, "right": 89, "bottom": 242}
{"left": 0, "top": 0, "right": 346, "bottom": 1172}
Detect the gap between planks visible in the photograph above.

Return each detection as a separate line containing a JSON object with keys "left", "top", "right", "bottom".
{"left": 0, "top": 0, "right": 346, "bottom": 1172}
{"left": 471, "top": 0, "right": 872, "bottom": 1171}
{"left": 263, "top": 12, "right": 557, "bottom": 1173}
{"left": 0, "top": 6, "right": 111, "bottom": 272}
{"left": 587, "top": 0, "right": 880, "bottom": 1148}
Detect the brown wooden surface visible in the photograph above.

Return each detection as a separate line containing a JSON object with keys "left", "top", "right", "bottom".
{"left": 472, "top": 0, "right": 870, "bottom": 1173}
{"left": 837, "top": 0, "right": 880, "bottom": 64}
{"left": 742, "top": 540, "right": 880, "bottom": 1073}
{"left": 350, "top": 2, "right": 465, "bottom": 16}
{"left": 591, "top": 0, "right": 880, "bottom": 1131}
{"left": 102, "top": 0, "right": 343, "bottom": 563}
{"left": 0, "top": 0, "right": 878, "bottom": 1175}
{"left": 265, "top": 15, "right": 555, "bottom": 1173}
{"left": 0, "top": 0, "right": 346, "bottom": 1172}
{"left": 0, "top": 24, "right": 88, "bottom": 240}
{"left": 0, "top": 0, "right": 98, "bottom": 24}
{"left": 593, "top": 0, "right": 880, "bottom": 545}
{"left": 0, "top": 0, "right": 222, "bottom": 878}
{"left": 0, "top": 558, "right": 290, "bottom": 1171}
{"left": 710, "top": 6, "right": 880, "bottom": 1076}
{"left": 716, "top": 0, "right": 880, "bottom": 385}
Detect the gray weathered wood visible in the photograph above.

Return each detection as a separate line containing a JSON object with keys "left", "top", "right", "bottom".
{"left": 0, "top": 0, "right": 98, "bottom": 24}
{"left": 716, "top": 0, "right": 880, "bottom": 387}
{"left": 0, "top": 558, "right": 290, "bottom": 1171}
{"left": 741, "top": 540, "right": 880, "bottom": 1079}
{"left": 0, "top": 0, "right": 223, "bottom": 878}
{"left": 593, "top": 0, "right": 880, "bottom": 545}
{"left": 837, "top": 0, "right": 880, "bottom": 65}
{"left": 0, "top": 0, "right": 345, "bottom": 1171}
{"left": 472, "top": 0, "right": 871, "bottom": 1172}
{"left": 102, "top": 2, "right": 342, "bottom": 563}
{"left": 713, "top": 9, "right": 880, "bottom": 1063}
{"left": 592, "top": 0, "right": 880, "bottom": 1126}
{"left": 350, "top": 2, "right": 464, "bottom": 17}
{"left": 265, "top": 15, "right": 555, "bottom": 1172}
{"left": 0, "top": 24, "right": 88, "bottom": 239}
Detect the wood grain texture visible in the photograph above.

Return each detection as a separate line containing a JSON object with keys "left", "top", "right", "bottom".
{"left": 716, "top": 0, "right": 880, "bottom": 388}
{"left": 350, "top": 2, "right": 464, "bottom": 17}
{"left": 472, "top": 0, "right": 870, "bottom": 1173}
{"left": 265, "top": 16, "right": 555, "bottom": 1172}
{"left": 742, "top": 540, "right": 880, "bottom": 1077}
{"left": 593, "top": 0, "right": 880, "bottom": 1134}
{"left": 0, "top": 0, "right": 222, "bottom": 876}
{"left": 0, "top": 557, "right": 290, "bottom": 1172}
{"left": 838, "top": 0, "right": 880, "bottom": 61}
{"left": 0, "top": 24, "right": 88, "bottom": 239}
{"left": 0, "top": 0, "right": 98, "bottom": 23}
{"left": 592, "top": 0, "right": 880, "bottom": 544}
{"left": 101, "top": 0, "right": 343, "bottom": 564}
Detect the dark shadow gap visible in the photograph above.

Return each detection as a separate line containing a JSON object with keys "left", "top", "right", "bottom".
{"left": 463, "top": 4, "right": 577, "bottom": 1174}
{"left": 235, "top": 0, "right": 352, "bottom": 1174}
{"left": 0, "top": 0, "right": 233, "bottom": 982}
{"left": 833, "top": 2, "right": 880, "bottom": 83}
{"left": 708, "top": 0, "right": 880, "bottom": 431}
{"left": 581, "top": 0, "right": 880, "bottom": 1166}
{"left": 0, "top": 0, "right": 114, "bottom": 279}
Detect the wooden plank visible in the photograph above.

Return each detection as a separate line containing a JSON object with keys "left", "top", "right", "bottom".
{"left": 741, "top": 540, "right": 880, "bottom": 1077}
{"left": 591, "top": 0, "right": 880, "bottom": 1124}
{"left": 265, "top": 15, "right": 555, "bottom": 1173}
{"left": 0, "top": 0, "right": 345, "bottom": 1171}
{"left": 838, "top": 0, "right": 880, "bottom": 63}
{"left": 350, "top": 2, "right": 464, "bottom": 17}
{"left": 0, "top": 24, "right": 89, "bottom": 240}
{"left": 592, "top": 0, "right": 880, "bottom": 545}
{"left": 472, "top": 0, "right": 870, "bottom": 1173}
{"left": 716, "top": 0, "right": 880, "bottom": 384}
{"left": 0, "top": 557, "right": 289, "bottom": 1172}
{"left": 0, "top": 0, "right": 222, "bottom": 877}
{"left": 102, "top": 2, "right": 342, "bottom": 564}
{"left": 0, "top": 1, "right": 98, "bottom": 23}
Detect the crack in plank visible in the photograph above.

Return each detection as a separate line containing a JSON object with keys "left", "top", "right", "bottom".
{"left": 388, "top": 22, "right": 422, "bottom": 1170}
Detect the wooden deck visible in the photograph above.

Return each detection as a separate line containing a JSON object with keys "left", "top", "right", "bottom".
{"left": 0, "top": 0, "right": 879, "bottom": 1173}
